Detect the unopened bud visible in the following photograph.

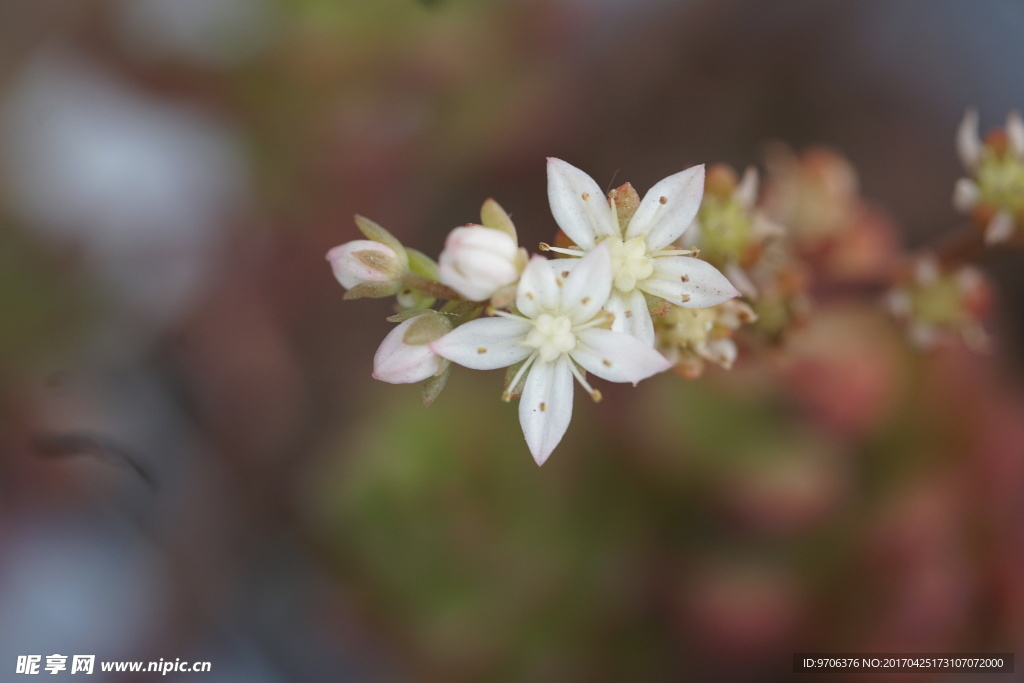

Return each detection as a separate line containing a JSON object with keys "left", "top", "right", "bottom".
{"left": 373, "top": 313, "right": 451, "bottom": 384}
{"left": 327, "top": 240, "right": 404, "bottom": 295}
{"left": 438, "top": 225, "right": 520, "bottom": 301}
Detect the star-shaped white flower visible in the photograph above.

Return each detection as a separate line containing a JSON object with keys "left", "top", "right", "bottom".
{"left": 954, "top": 109, "right": 1024, "bottom": 244}
{"left": 430, "top": 243, "right": 671, "bottom": 465}
{"left": 544, "top": 158, "right": 740, "bottom": 344}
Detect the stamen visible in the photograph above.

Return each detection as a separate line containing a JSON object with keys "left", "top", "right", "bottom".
{"left": 649, "top": 247, "right": 700, "bottom": 258}
{"left": 502, "top": 352, "right": 538, "bottom": 402}
{"left": 489, "top": 308, "right": 523, "bottom": 321}
{"left": 569, "top": 362, "right": 601, "bottom": 402}
{"left": 573, "top": 311, "right": 614, "bottom": 331}
{"left": 539, "top": 243, "right": 585, "bottom": 257}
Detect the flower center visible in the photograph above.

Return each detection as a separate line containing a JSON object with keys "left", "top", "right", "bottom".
{"left": 523, "top": 313, "right": 577, "bottom": 362}
{"left": 606, "top": 236, "right": 654, "bottom": 292}
{"left": 660, "top": 306, "right": 717, "bottom": 348}
{"left": 978, "top": 153, "right": 1024, "bottom": 213}
{"left": 697, "top": 196, "right": 752, "bottom": 263}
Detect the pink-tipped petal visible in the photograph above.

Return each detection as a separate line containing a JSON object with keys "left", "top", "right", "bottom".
{"left": 438, "top": 226, "right": 520, "bottom": 301}
{"left": 373, "top": 318, "right": 446, "bottom": 384}
{"left": 326, "top": 240, "right": 400, "bottom": 289}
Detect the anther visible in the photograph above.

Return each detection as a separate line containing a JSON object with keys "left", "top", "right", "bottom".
{"left": 659, "top": 196, "right": 667, "bottom": 205}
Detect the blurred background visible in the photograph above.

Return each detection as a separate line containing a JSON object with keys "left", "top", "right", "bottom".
{"left": 2, "top": 0, "right": 1024, "bottom": 680}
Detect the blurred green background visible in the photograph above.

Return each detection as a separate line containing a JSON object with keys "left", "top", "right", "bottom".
{"left": 1, "top": 1, "right": 1023, "bottom": 681}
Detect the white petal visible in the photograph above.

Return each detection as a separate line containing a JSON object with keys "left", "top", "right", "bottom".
{"left": 914, "top": 255, "right": 940, "bottom": 285}
{"left": 438, "top": 225, "right": 520, "bottom": 301}
{"left": 956, "top": 109, "right": 981, "bottom": 170}
{"left": 372, "top": 320, "right": 445, "bottom": 384}
{"left": 626, "top": 165, "right": 705, "bottom": 249}
{"left": 519, "top": 356, "right": 574, "bottom": 466}
{"left": 984, "top": 210, "right": 1016, "bottom": 244}
{"left": 516, "top": 255, "right": 560, "bottom": 318}
{"left": 561, "top": 242, "right": 612, "bottom": 323}
{"left": 751, "top": 213, "right": 786, "bottom": 239}
{"left": 547, "top": 158, "right": 618, "bottom": 249}
{"left": 430, "top": 316, "right": 533, "bottom": 370}
{"left": 326, "top": 240, "right": 399, "bottom": 289}
{"left": 605, "top": 289, "right": 655, "bottom": 346}
{"left": 883, "top": 289, "right": 912, "bottom": 317}
{"left": 735, "top": 166, "right": 759, "bottom": 210}
{"left": 645, "top": 256, "right": 740, "bottom": 307}
{"left": 724, "top": 261, "right": 758, "bottom": 299}
{"left": 573, "top": 328, "right": 671, "bottom": 384}
{"left": 439, "top": 252, "right": 519, "bottom": 301}
{"left": 1007, "top": 111, "right": 1024, "bottom": 158}
{"left": 909, "top": 322, "right": 937, "bottom": 349}
{"left": 952, "top": 178, "right": 979, "bottom": 213}
{"left": 703, "top": 338, "right": 737, "bottom": 369}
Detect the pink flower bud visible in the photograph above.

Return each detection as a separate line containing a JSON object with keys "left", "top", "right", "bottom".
{"left": 372, "top": 314, "right": 449, "bottom": 384}
{"left": 326, "top": 240, "right": 402, "bottom": 290}
{"left": 438, "top": 226, "right": 519, "bottom": 301}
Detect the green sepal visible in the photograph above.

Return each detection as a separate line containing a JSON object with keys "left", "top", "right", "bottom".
{"left": 386, "top": 309, "right": 432, "bottom": 323}
{"left": 406, "top": 248, "right": 440, "bottom": 280}
{"left": 343, "top": 281, "right": 402, "bottom": 300}
{"left": 421, "top": 363, "right": 451, "bottom": 407}
{"left": 480, "top": 198, "right": 517, "bottom": 242}
{"left": 353, "top": 215, "right": 408, "bottom": 268}
{"left": 404, "top": 273, "right": 462, "bottom": 301}
{"left": 403, "top": 310, "right": 453, "bottom": 345}
{"left": 352, "top": 248, "right": 402, "bottom": 279}
{"left": 644, "top": 292, "right": 672, "bottom": 317}
{"left": 610, "top": 182, "right": 641, "bottom": 233}
{"left": 503, "top": 359, "right": 528, "bottom": 401}
{"left": 440, "top": 300, "right": 486, "bottom": 326}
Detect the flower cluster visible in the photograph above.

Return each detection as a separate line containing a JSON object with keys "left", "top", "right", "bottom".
{"left": 329, "top": 111, "right": 1020, "bottom": 466}
{"left": 955, "top": 110, "right": 1024, "bottom": 244}
{"left": 327, "top": 159, "right": 741, "bottom": 464}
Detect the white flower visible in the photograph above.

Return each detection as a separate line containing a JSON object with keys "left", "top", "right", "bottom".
{"left": 438, "top": 225, "right": 521, "bottom": 301}
{"left": 326, "top": 239, "right": 404, "bottom": 296}
{"left": 953, "top": 109, "right": 1024, "bottom": 244}
{"left": 544, "top": 158, "right": 740, "bottom": 344}
{"left": 373, "top": 313, "right": 450, "bottom": 384}
{"left": 430, "top": 243, "right": 671, "bottom": 465}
